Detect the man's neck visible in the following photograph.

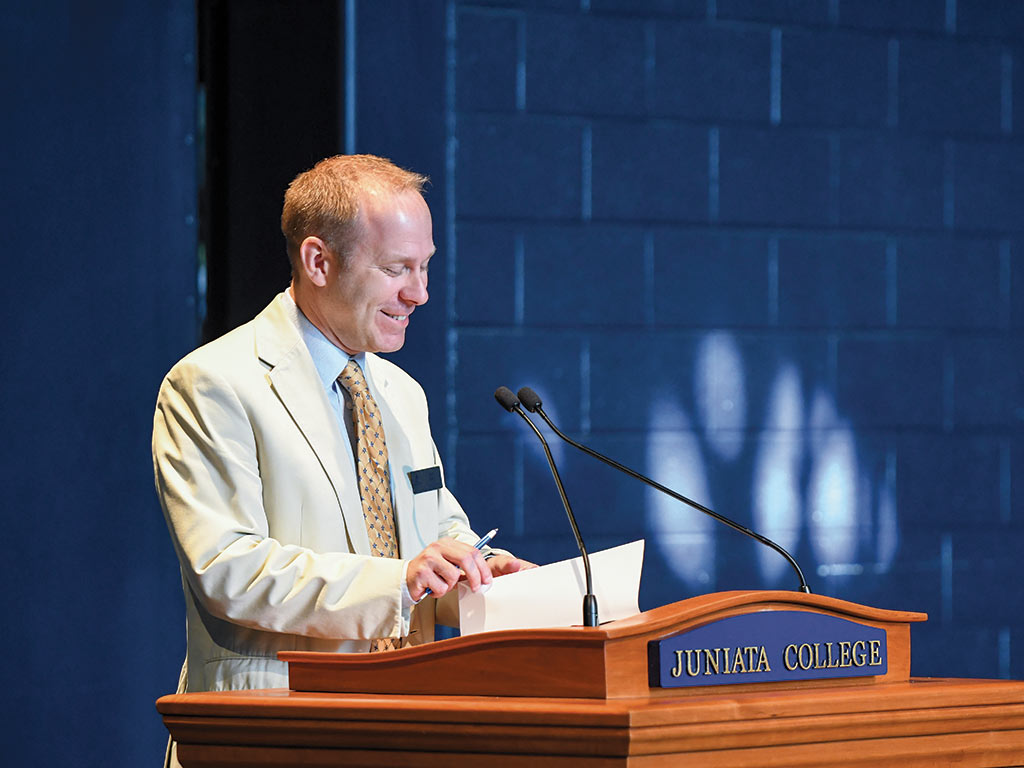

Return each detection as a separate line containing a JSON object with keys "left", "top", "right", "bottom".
{"left": 289, "top": 282, "right": 359, "bottom": 356}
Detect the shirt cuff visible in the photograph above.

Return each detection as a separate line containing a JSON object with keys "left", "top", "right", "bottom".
{"left": 400, "top": 560, "right": 416, "bottom": 610}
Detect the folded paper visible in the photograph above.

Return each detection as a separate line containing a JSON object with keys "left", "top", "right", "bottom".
{"left": 458, "top": 539, "right": 644, "bottom": 635}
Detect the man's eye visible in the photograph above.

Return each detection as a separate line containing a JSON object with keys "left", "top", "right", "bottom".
{"left": 381, "top": 266, "right": 402, "bottom": 276}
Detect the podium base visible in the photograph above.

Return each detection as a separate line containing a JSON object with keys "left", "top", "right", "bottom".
{"left": 160, "top": 677, "right": 1024, "bottom": 767}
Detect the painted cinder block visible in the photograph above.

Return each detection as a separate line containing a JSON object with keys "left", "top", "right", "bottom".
{"left": 1016, "top": 48, "right": 1023, "bottom": 139}
{"left": 452, "top": 433, "right": 518, "bottom": 531}
{"left": 520, "top": 441, "right": 598, "bottom": 538}
{"left": 714, "top": 536, "right": 795, "bottom": 591}
{"left": 454, "top": 330, "right": 584, "bottom": 431}
{"left": 526, "top": 13, "right": 646, "bottom": 116}
{"left": 589, "top": 0, "right": 704, "bottom": 16}
{"left": 1014, "top": 437, "right": 1024, "bottom": 522}
{"left": 457, "top": 115, "right": 583, "bottom": 219}
{"left": 520, "top": 441, "right": 655, "bottom": 544}
{"left": 951, "top": 337, "right": 1024, "bottom": 427}
{"left": 777, "top": 235, "right": 888, "bottom": 328}
{"left": 838, "top": 0, "right": 946, "bottom": 34}
{"left": 692, "top": 437, "right": 760, "bottom": 516}
{"left": 899, "top": 38, "right": 1003, "bottom": 136}
{"left": 696, "top": 332, "right": 833, "bottom": 430}
{"left": 1013, "top": 240, "right": 1024, "bottom": 328}
{"left": 575, "top": 433, "right": 660, "bottom": 536}
{"left": 718, "top": 126, "right": 832, "bottom": 226}
{"left": 522, "top": 223, "right": 647, "bottom": 325}
{"left": 838, "top": 133, "right": 945, "bottom": 230}
{"left": 655, "top": 230, "right": 774, "bottom": 327}
{"left": 456, "top": 0, "right": 579, "bottom": 10}
{"left": 955, "top": 0, "right": 1024, "bottom": 38}
{"left": 499, "top": 534, "right": 581, "bottom": 578}
{"left": 913, "top": 625, "right": 1004, "bottom": 678}
{"left": 589, "top": 331, "right": 704, "bottom": 431}
{"left": 834, "top": 529, "right": 946, "bottom": 618}
{"left": 589, "top": 330, "right": 831, "bottom": 431}
{"left": 591, "top": 119, "right": 708, "bottom": 221}
{"left": 835, "top": 337, "right": 945, "bottom": 427}
{"left": 954, "top": 140, "right": 1024, "bottom": 232}
{"left": 652, "top": 21, "right": 771, "bottom": 122}
{"left": 454, "top": 221, "right": 518, "bottom": 325}
{"left": 895, "top": 434, "right": 1003, "bottom": 525}
{"left": 716, "top": 0, "right": 830, "bottom": 24}
{"left": 782, "top": 30, "right": 888, "bottom": 127}
{"left": 456, "top": 10, "right": 520, "bottom": 113}
{"left": 951, "top": 528, "right": 1024, "bottom": 625}
{"left": 641, "top": 535, "right": 717, "bottom": 598}
{"left": 896, "top": 237, "right": 1003, "bottom": 329}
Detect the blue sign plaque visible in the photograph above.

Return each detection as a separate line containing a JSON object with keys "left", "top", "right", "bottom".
{"left": 648, "top": 610, "right": 888, "bottom": 688}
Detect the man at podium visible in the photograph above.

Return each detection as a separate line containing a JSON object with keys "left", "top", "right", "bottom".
{"left": 152, "top": 154, "right": 530, "bottom": 701}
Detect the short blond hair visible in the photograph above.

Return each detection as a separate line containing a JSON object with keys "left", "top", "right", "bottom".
{"left": 281, "top": 154, "right": 428, "bottom": 270}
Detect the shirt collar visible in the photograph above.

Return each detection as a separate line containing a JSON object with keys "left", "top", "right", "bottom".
{"left": 283, "top": 289, "right": 367, "bottom": 389}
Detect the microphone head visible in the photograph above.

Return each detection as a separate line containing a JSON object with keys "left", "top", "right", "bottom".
{"left": 517, "top": 387, "right": 543, "bottom": 412}
{"left": 494, "top": 386, "right": 520, "bottom": 412}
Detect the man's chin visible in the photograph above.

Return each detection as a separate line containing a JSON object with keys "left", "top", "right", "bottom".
{"left": 375, "top": 334, "right": 407, "bottom": 354}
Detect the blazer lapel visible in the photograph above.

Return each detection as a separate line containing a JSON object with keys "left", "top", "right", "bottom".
{"left": 253, "top": 295, "right": 370, "bottom": 556}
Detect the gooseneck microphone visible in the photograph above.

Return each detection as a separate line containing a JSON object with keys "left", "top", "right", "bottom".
{"left": 516, "top": 386, "right": 812, "bottom": 594}
{"left": 494, "top": 386, "right": 599, "bottom": 626}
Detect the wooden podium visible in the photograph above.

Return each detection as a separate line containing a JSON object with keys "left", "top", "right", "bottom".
{"left": 157, "top": 591, "right": 1024, "bottom": 766}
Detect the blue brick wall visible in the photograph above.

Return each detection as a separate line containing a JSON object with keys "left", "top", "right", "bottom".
{"left": 443, "top": 0, "right": 1024, "bottom": 679}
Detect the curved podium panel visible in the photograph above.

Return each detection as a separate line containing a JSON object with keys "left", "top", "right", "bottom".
{"left": 280, "top": 590, "right": 927, "bottom": 699}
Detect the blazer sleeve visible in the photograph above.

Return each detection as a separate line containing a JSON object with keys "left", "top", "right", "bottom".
{"left": 152, "top": 360, "right": 409, "bottom": 642}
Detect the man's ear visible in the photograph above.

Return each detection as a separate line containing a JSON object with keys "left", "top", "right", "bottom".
{"left": 298, "top": 236, "right": 331, "bottom": 287}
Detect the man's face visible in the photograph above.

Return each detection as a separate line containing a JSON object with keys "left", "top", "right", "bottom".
{"left": 324, "top": 190, "right": 434, "bottom": 355}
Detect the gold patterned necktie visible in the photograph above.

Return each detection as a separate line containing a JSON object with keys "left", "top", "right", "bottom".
{"left": 338, "top": 359, "right": 401, "bottom": 652}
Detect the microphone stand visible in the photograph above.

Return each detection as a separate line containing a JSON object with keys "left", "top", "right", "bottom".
{"left": 494, "top": 387, "right": 599, "bottom": 626}
{"left": 517, "top": 387, "right": 811, "bottom": 594}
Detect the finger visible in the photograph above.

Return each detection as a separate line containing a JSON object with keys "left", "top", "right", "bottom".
{"left": 486, "top": 556, "right": 516, "bottom": 577}
{"left": 408, "top": 543, "right": 464, "bottom": 599}
{"left": 487, "top": 555, "right": 519, "bottom": 577}
{"left": 408, "top": 570, "right": 441, "bottom": 601}
{"left": 487, "top": 555, "right": 539, "bottom": 577}
{"left": 434, "top": 538, "right": 493, "bottom": 591}
{"left": 450, "top": 546, "right": 490, "bottom": 592}
{"left": 422, "top": 563, "right": 461, "bottom": 598}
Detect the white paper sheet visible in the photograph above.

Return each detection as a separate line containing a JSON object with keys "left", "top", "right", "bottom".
{"left": 457, "top": 539, "right": 644, "bottom": 635}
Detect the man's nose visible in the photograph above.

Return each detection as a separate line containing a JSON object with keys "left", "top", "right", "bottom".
{"left": 401, "top": 270, "right": 429, "bottom": 306}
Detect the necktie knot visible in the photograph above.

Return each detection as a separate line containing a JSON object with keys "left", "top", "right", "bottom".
{"left": 339, "top": 359, "right": 369, "bottom": 398}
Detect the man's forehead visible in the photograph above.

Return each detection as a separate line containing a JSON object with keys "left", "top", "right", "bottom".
{"left": 351, "top": 189, "right": 434, "bottom": 261}
{"left": 358, "top": 186, "right": 427, "bottom": 214}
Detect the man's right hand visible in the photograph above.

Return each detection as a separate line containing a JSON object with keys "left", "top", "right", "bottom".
{"left": 406, "top": 537, "right": 492, "bottom": 601}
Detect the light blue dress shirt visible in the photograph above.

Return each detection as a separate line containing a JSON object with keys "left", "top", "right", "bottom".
{"left": 282, "top": 290, "right": 416, "bottom": 610}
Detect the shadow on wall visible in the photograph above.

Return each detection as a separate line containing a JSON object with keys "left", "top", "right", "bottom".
{"left": 645, "top": 331, "right": 899, "bottom": 592}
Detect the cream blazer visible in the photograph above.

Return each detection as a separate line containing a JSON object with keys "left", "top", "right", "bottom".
{"left": 152, "top": 293, "right": 479, "bottom": 692}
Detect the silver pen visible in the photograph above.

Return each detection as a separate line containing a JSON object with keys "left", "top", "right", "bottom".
{"left": 473, "top": 527, "right": 499, "bottom": 550}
